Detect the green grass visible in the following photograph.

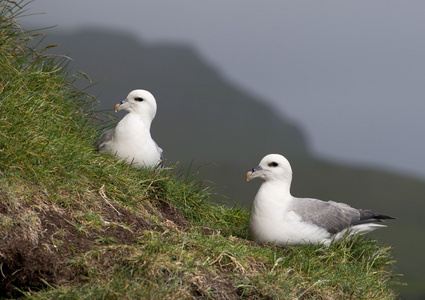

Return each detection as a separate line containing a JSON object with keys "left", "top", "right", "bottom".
{"left": 0, "top": 1, "right": 400, "bottom": 299}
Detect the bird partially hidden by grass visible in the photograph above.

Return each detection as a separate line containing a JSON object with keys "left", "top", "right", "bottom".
{"left": 246, "top": 154, "right": 395, "bottom": 246}
{"left": 96, "top": 89, "right": 163, "bottom": 168}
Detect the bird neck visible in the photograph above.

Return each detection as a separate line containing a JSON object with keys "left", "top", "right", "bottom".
{"left": 114, "top": 114, "right": 152, "bottom": 138}
{"left": 132, "top": 108, "right": 156, "bottom": 123}
{"left": 261, "top": 179, "right": 292, "bottom": 199}
{"left": 125, "top": 113, "right": 153, "bottom": 129}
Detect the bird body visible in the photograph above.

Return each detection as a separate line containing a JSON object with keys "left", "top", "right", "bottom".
{"left": 249, "top": 183, "right": 331, "bottom": 246}
{"left": 96, "top": 90, "right": 163, "bottom": 168}
{"left": 246, "top": 154, "right": 394, "bottom": 246}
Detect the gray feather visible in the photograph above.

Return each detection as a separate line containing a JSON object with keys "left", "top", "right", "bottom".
{"left": 290, "top": 198, "right": 394, "bottom": 235}
{"left": 95, "top": 128, "right": 114, "bottom": 151}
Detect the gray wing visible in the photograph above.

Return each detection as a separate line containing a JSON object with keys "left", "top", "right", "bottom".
{"left": 290, "top": 198, "right": 361, "bottom": 234}
{"left": 95, "top": 128, "right": 114, "bottom": 151}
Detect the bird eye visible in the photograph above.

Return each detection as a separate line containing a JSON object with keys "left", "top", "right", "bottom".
{"left": 268, "top": 162, "right": 278, "bottom": 167}
{"left": 135, "top": 97, "right": 144, "bottom": 101}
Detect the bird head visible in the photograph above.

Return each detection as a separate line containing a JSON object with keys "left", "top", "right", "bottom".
{"left": 114, "top": 89, "right": 157, "bottom": 120}
{"left": 246, "top": 154, "right": 293, "bottom": 182}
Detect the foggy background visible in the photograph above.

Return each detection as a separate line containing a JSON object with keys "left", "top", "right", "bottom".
{"left": 22, "top": 0, "right": 425, "bottom": 180}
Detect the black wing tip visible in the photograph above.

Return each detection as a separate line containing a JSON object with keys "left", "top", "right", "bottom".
{"left": 359, "top": 209, "right": 396, "bottom": 220}
{"left": 375, "top": 214, "right": 397, "bottom": 220}
{"left": 352, "top": 210, "right": 396, "bottom": 226}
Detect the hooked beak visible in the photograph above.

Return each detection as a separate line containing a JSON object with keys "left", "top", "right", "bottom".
{"left": 245, "top": 165, "right": 265, "bottom": 181}
{"left": 114, "top": 99, "right": 130, "bottom": 112}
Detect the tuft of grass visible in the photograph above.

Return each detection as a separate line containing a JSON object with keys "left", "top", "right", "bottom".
{"left": 0, "top": 1, "right": 400, "bottom": 299}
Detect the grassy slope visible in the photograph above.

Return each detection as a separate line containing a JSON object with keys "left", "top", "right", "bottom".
{"left": 1, "top": 1, "right": 399, "bottom": 299}
{"left": 41, "top": 28, "right": 425, "bottom": 296}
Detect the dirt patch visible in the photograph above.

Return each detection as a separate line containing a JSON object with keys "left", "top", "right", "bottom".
{"left": 0, "top": 205, "right": 89, "bottom": 297}
{"left": 98, "top": 201, "right": 156, "bottom": 244}
{"left": 154, "top": 200, "right": 191, "bottom": 229}
{"left": 189, "top": 271, "right": 240, "bottom": 300}
{"left": 0, "top": 195, "right": 191, "bottom": 298}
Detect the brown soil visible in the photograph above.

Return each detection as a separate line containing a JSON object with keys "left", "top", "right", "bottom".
{"left": 0, "top": 195, "right": 189, "bottom": 298}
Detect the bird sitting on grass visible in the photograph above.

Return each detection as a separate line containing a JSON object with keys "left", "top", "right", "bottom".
{"left": 246, "top": 154, "right": 395, "bottom": 246}
{"left": 96, "top": 89, "right": 163, "bottom": 168}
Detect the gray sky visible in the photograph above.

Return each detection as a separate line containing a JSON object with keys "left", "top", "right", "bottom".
{"left": 23, "top": 0, "right": 425, "bottom": 178}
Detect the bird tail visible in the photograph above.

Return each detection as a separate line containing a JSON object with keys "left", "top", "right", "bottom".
{"left": 355, "top": 210, "right": 396, "bottom": 225}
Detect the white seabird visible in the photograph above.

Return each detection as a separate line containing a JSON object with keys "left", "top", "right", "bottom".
{"left": 95, "top": 89, "right": 163, "bottom": 168}
{"left": 246, "top": 154, "right": 395, "bottom": 246}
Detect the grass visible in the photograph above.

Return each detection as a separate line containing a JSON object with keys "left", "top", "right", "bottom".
{"left": 0, "top": 1, "right": 399, "bottom": 299}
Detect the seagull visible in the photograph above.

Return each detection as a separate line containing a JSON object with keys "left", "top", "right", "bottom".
{"left": 246, "top": 154, "right": 395, "bottom": 246}
{"left": 95, "top": 89, "right": 163, "bottom": 168}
